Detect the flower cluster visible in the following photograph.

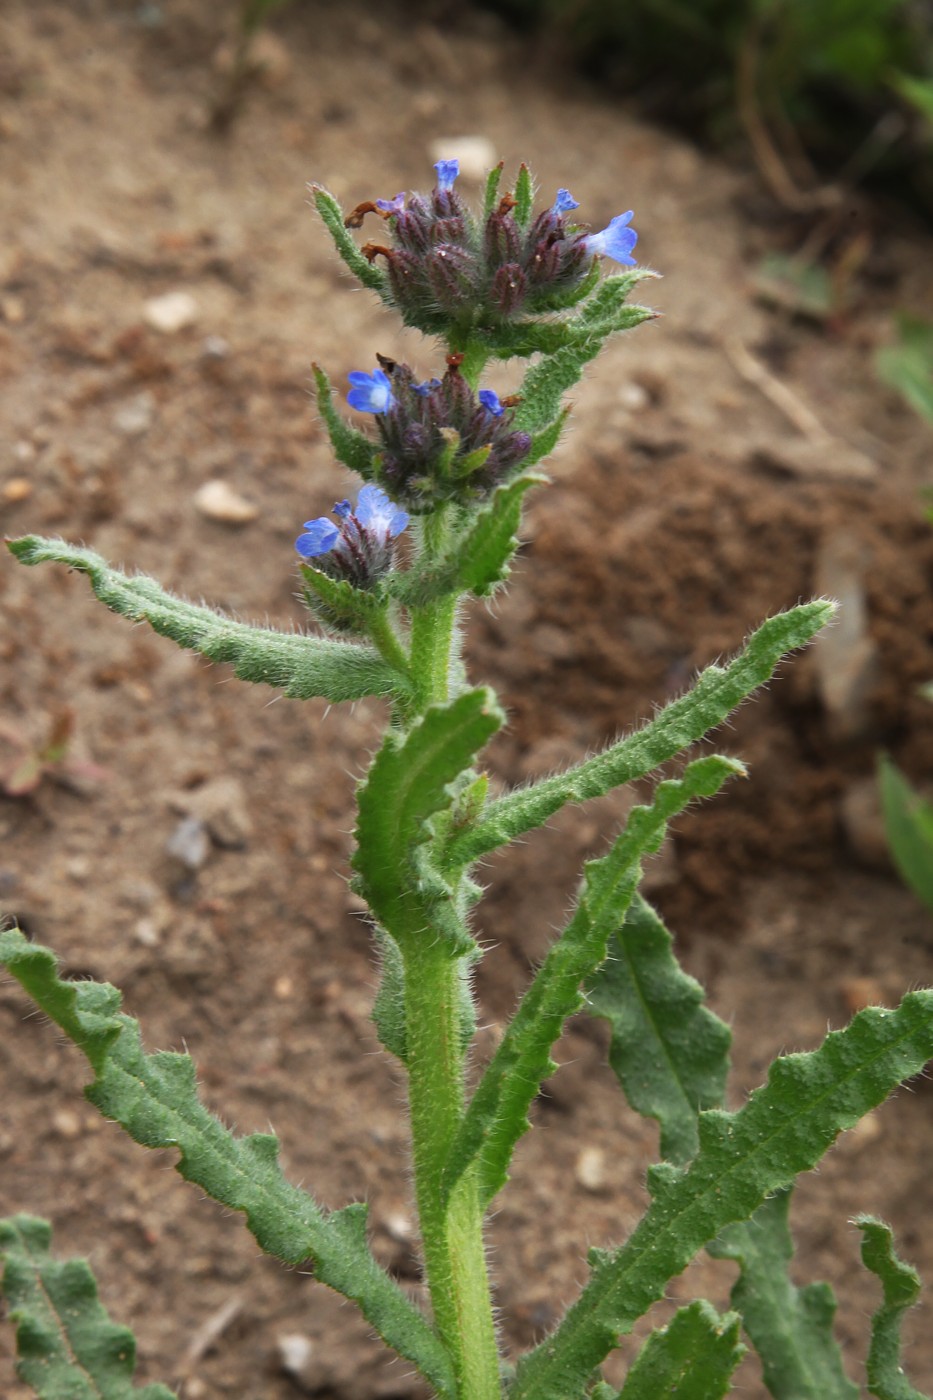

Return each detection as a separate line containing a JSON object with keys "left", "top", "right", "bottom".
{"left": 296, "top": 485, "right": 408, "bottom": 588}
{"left": 345, "top": 160, "right": 638, "bottom": 332}
{"left": 346, "top": 354, "right": 533, "bottom": 508}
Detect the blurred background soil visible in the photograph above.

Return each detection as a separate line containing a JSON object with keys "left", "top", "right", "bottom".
{"left": 1, "top": 1, "right": 932, "bottom": 1396}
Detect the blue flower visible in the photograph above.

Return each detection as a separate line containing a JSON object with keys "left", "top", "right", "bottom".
{"left": 552, "top": 188, "right": 580, "bottom": 214}
{"left": 434, "top": 159, "right": 459, "bottom": 192}
{"left": 478, "top": 388, "right": 504, "bottom": 417}
{"left": 296, "top": 514, "right": 340, "bottom": 558}
{"left": 347, "top": 368, "right": 395, "bottom": 414}
{"left": 353, "top": 483, "right": 409, "bottom": 540}
{"left": 413, "top": 376, "right": 442, "bottom": 397}
{"left": 296, "top": 486, "right": 409, "bottom": 564}
{"left": 376, "top": 192, "right": 406, "bottom": 216}
{"left": 584, "top": 211, "right": 638, "bottom": 267}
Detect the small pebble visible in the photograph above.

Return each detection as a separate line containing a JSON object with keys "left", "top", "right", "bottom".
{"left": 134, "top": 917, "right": 161, "bottom": 947}
{"left": 165, "top": 815, "right": 210, "bottom": 870}
{"left": 112, "top": 390, "right": 155, "bottom": 437}
{"left": 194, "top": 478, "right": 258, "bottom": 524}
{"left": 143, "top": 289, "right": 199, "bottom": 333}
{"left": 428, "top": 135, "right": 496, "bottom": 182}
{"left": 383, "top": 1211, "right": 414, "bottom": 1243}
{"left": 177, "top": 775, "right": 254, "bottom": 848}
{"left": 575, "top": 1145, "right": 607, "bottom": 1192}
{"left": 3, "top": 477, "right": 32, "bottom": 502}
{"left": 0, "top": 294, "right": 26, "bottom": 324}
{"left": 52, "top": 1109, "right": 81, "bottom": 1140}
{"left": 201, "top": 334, "right": 229, "bottom": 359}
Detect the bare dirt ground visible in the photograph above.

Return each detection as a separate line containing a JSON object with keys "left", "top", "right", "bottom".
{"left": 1, "top": 2, "right": 932, "bottom": 1396}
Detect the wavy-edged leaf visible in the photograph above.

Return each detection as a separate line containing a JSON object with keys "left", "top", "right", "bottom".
{"left": 482, "top": 161, "right": 504, "bottom": 218}
{"left": 511, "top": 990, "right": 933, "bottom": 1400}
{"left": 445, "top": 601, "right": 836, "bottom": 869}
{"left": 513, "top": 162, "right": 534, "bottom": 227}
{"left": 310, "top": 184, "right": 390, "bottom": 297}
{"left": 443, "top": 755, "right": 744, "bottom": 1209}
{"left": 586, "top": 894, "right": 731, "bottom": 1165}
{"left": 372, "top": 927, "right": 408, "bottom": 1061}
{"left": 0, "top": 1214, "right": 176, "bottom": 1400}
{"left": 0, "top": 930, "right": 457, "bottom": 1400}
{"left": 484, "top": 301, "right": 656, "bottom": 362}
{"left": 616, "top": 1300, "right": 744, "bottom": 1400}
{"left": 879, "top": 756, "right": 933, "bottom": 913}
{"left": 390, "top": 476, "right": 543, "bottom": 606}
{"left": 352, "top": 689, "right": 503, "bottom": 949}
{"left": 7, "top": 537, "right": 407, "bottom": 703}
{"left": 512, "top": 339, "right": 605, "bottom": 435}
{"left": 311, "top": 363, "right": 377, "bottom": 479}
{"left": 709, "top": 1189, "right": 858, "bottom": 1399}
{"left": 857, "top": 1216, "right": 929, "bottom": 1400}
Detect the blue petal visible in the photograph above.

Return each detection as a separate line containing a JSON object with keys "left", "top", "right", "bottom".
{"left": 347, "top": 368, "right": 394, "bottom": 414}
{"left": 585, "top": 211, "right": 638, "bottom": 266}
{"left": 356, "top": 485, "right": 409, "bottom": 539}
{"left": 478, "top": 388, "right": 504, "bottom": 418}
{"left": 553, "top": 188, "right": 580, "bottom": 214}
{"left": 413, "top": 376, "right": 441, "bottom": 397}
{"left": 434, "top": 159, "right": 459, "bottom": 192}
{"left": 376, "top": 193, "right": 405, "bottom": 215}
{"left": 296, "top": 518, "right": 340, "bottom": 556}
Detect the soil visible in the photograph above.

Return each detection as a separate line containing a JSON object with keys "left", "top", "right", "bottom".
{"left": 1, "top": 2, "right": 933, "bottom": 1397}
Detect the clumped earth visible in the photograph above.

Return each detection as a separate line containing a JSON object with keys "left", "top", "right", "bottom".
{"left": 1, "top": 2, "right": 932, "bottom": 1397}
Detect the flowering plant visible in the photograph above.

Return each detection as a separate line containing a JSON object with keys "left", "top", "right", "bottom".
{"left": 1, "top": 160, "right": 931, "bottom": 1400}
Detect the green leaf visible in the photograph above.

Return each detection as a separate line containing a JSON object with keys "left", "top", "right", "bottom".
{"left": 513, "top": 163, "right": 534, "bottom": 227}
{"left": 445, "top": 601, "right": 836, "bottom": 870}
{"left": 352, "top": 689, "right": 503, "bottom": 950}
{"left": 0, "top": 1215, "right": 176, "bottom": 1400}
{"left": 523, "top": 408, "right": 570, "bottom": 469}
{"left": 876, "top": 317, "right": 933, "bottom": 426}
{"left": 575, "top": 271, "right": 660, "bottom": 332}
{"left": 709, "top": 1189, "right": 858, "bottom": 1399}
{"left": 0, "top": 929, "right": 458, "bottom": 1400}
{"left": 443, "top": 755, "right": 744, "bottom": 1209}
{"left": 616, "top": 1300, "right": 744, "bottom": 1400}
{"left": 372, "top": 927, "right": 408, "bottom": 1061}
{"left": 311, "top": 363, "right": 377, "bottom": 479}
{"left": 391, "top": 475, "right": 543, "bottom": 605}
{"left": 878, "top": 756, "right": 933, "bottom": 913}
{"left": 857, "top": 1216, "right": 929, "bottom": 1400}
{"left": 512, "top": 339, "right": 605, "bottom": 435}
{"left": 310, "top": 184, "right": 390, "bottom": 297}
{"left": 7, "top": 537, "right": 408, "bottom": 703}
{"left": 482, "top": 161, "right": 504, "bottom": 218}
{"left": 586, "top": 894, "right": 731, "bottom": 1165}
{"left": 891, "top": 71, "right": 933, "bottom": 127}
{"left": 510, "top": 989, "right": 933, "bottom": 1400}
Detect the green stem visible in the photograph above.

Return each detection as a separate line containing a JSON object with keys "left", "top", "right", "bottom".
{"left": 402, "top": 936, "right": 501, "bottom": 1399}
{"left": 409, "top": 508, "right": 459, "bottom": 708}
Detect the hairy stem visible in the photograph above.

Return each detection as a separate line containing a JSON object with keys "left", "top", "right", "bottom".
{"left": 403, "top": 938, "right": 501, "bottom": 1399}
{"left": 409, "top": 508, "right": 460, "bottom": 707}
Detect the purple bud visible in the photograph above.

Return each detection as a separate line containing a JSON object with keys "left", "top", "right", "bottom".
{"left": 491, "top": 262, "right": 527, "bottom": 315}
